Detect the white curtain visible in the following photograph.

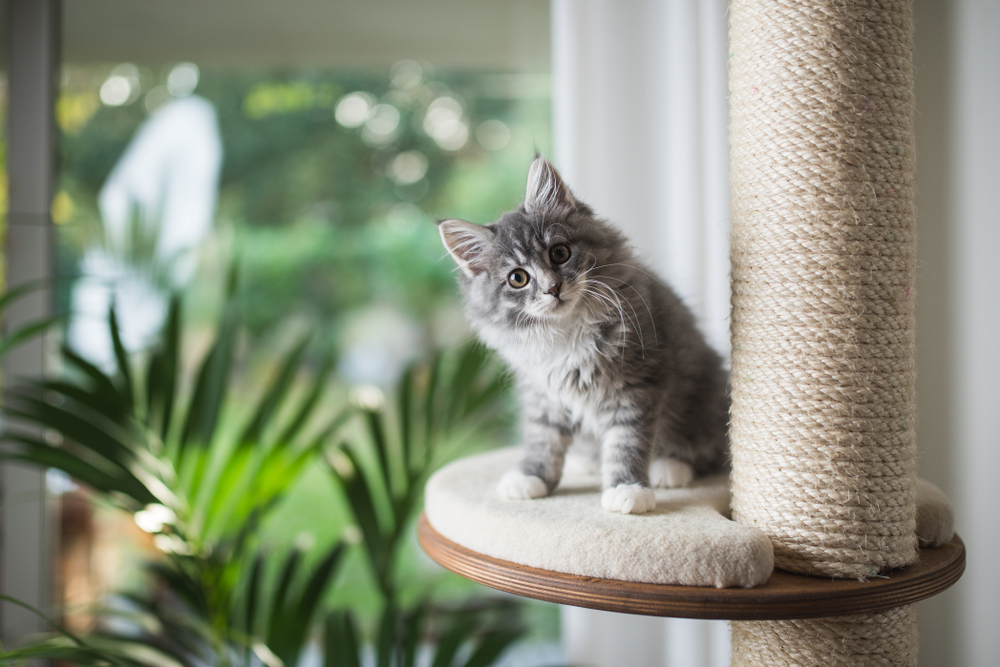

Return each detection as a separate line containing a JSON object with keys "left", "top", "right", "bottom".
{"left": 551, "top": 1, "right": 731, "bottom": 665}
{"left": 551, "top": 0, "right": 1000, "bottom": 665}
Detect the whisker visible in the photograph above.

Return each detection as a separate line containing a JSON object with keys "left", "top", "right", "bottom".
{"left": 581, "top": 284, "right": 629, "bottom": 364}
{"left": 592, "top": 279, "right": 645, "bottom": 358}
{"left": 587, "top": 274, "right": 658, "bottom": 348}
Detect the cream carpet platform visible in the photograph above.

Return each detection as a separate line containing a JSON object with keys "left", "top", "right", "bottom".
{"left": 425, "top": 447, "right": 775, "bottom": 588}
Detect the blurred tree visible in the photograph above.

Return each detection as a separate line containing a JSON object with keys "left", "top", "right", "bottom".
{"left": 57, "top": 65, "right": 551, "bottom": 350}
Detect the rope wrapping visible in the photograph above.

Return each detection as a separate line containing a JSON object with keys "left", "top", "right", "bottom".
{"left": 728, "top": 0, "right": 919, "bottom": 661}
{"left": 728, "top": 0, "right": 919, "bottom": 580}
{"left": 731, "top": 605, "right": 919, "bottom": 667}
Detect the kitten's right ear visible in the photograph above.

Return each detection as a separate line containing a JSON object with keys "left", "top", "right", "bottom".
{"left": 437, "top": 219, "right": 493, "bottom": 276}
{"left": 525, "top": 155, "right": 576, "bottom": 216}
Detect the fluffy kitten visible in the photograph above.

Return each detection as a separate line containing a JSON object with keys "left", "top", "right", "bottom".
{"left": 438, "top": 157, "right": 728, "bottom": 514}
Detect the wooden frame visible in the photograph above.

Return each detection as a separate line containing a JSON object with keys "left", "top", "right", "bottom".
{"left": 419, "top": 514, "right": 965, "bottom": 620}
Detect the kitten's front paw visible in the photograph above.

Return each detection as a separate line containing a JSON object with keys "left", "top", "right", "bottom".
{"left": 601, "top": 484, "right": 656, "bottom": 514}
{"left": 649, "top": 458, "right": 695, "bottom": 488}
{"left": 497, "top": 470, "right": 549, "bottom": 500}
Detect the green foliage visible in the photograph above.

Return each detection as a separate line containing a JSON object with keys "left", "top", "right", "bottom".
{"left": 319, "top": 343, "right": 519, "bottom": 667}
{"left": 0, "top": 280, "right": 65, "bottom": 360}
{"left": 332, "top": 344, "right": 510, "bottom": 606}
{"left": 3, "top": 288, "right": 340, "bottom": 550}
{"left": 57, "top": 66, "right": 551, "bottom": 342}
{"left": 0, "top": 283, "right": 522, "bottom": 666}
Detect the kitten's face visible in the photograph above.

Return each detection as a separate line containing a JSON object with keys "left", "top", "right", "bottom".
{"left": 438, "top": 157, "right": 629, "bottom": 338}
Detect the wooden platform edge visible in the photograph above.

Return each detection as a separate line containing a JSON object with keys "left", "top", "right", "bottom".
{"left": 418, "top": 513, "right": 965, "bottom": 620}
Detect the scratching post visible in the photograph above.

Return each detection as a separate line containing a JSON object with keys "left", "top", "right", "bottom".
{"left": 728, "top": 0, "right": 919, "bottom": 663}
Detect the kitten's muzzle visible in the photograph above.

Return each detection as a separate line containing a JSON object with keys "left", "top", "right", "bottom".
{"left": 545, "top": 281, "right": 563, "bottom": 299}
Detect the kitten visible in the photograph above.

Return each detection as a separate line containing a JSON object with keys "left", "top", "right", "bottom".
{"left": 437, "top": 157, "right": 729, "bottom": 514}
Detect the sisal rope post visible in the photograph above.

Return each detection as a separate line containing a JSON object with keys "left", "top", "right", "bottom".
{"left": 728, "top": 0, "right": 919, "bottom": 663}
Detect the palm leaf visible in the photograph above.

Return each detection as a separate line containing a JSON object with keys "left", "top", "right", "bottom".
{"left": 399, "top": 603, "right": 427, "bottom": 667}
{"left": 243, "top": 552, "right": 265, "bottom": 654}
{"left": 199, "top": 444, "right": 256, "bottom": 539}
{"left": 364, "top": 408, "right": 397, "bottom": 500}
{"left": 62, "top": 345, "right": 130, "bottom": 418}
{"left": 179, "top": 302, "right": 239, "bottom": 454}
{"left": 0, "top": 315, "right": 64, "bottom": 359}
{"left": 397, "top": 364, "right": 415, "bottom": 474}
{"left": 429, "top": 616, "right": 477, "bottom": 667}
{"left": 146, "top": 294, "right": 182, "bottom": 440}
{"left": 3, "top": 388, "right": 140, "bottom": 470}
{"left": 375, "top": 605, "right": 397, "bottom": 667}
{"left": 460, "top": 629, "right": 523, "bottom": 667}
{"left": 0, "top": 279, "right": 47, "bottom": 313}
{"left": 323, "top": 611, "right": 362, "bottom": 667}
{"left": 0, "top": 434, "right": 156, "bottom": 505}
{"left": 444, "top": 344, "right": 486, "bottom": 428}
{"left": 330, "top": 445, "right": 389, "bottom": 588}
{"left": 422, "top": 352, "right": 442, "bottom": 459}
{"left": 275, "top": 351, "right": 335, "bottom": 446}
{"left": 108, "top": 305, "right": 136, "bottom": 412}
{"left": 266, "top": 543, "right": 346, "bottom": 666}
{"left": 238, "top": 335, "right": 311, "bottom": 447}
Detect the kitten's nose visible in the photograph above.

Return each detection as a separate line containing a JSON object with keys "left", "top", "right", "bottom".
{"left": 545, "top": 281, "right": 562, "bottom": 298}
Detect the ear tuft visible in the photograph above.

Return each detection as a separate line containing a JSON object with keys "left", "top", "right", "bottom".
{"left": 438, "top": 219, "right": 493, "bottom": 276}
{"left": 525, "top": 156, "right": 576, "bottom": 215}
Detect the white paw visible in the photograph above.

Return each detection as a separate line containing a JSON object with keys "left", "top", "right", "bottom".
{"left": 601, "top": 484, "right": 656, "bottom": 514}
{"left": 649, "top": 458, "right": 694, "bottom": 488}
{"left": 497, "top": 470, "right": 548, "bottom": 500}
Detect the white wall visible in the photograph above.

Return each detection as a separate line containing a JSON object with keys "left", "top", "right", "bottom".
{"left": 914, "top": 0, "right": 1000, "bottom": 665}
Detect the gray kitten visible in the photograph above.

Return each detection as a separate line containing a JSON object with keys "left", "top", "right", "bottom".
{"left": 438, "top": 157, "right": 728, "bottom": 514}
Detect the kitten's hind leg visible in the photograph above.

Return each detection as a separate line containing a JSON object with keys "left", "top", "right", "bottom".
{"left": 649, "top": 457, "right": 695, "bottom": 488}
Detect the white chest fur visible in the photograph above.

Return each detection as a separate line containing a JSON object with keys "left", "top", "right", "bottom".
{"left": 497, "top": 323, "right": 614, "bottom": 435}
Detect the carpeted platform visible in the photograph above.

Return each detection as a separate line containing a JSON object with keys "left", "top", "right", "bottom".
{"left": 425, "top": 447, "right": 775, "bottom": 588}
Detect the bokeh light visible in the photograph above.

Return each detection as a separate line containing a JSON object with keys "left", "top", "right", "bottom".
{"left": 423, "top": 95, "right": 468, "bottom": 151}
{"left": 389, "top": 150, "right": 429, "bottom": 184}
{"left": 335, "top": 91, "right": 375, "bottom": 128}
{"left": 99, "top": 63, "right": 140, "bottom": 106}
{"left": 166, "top": 62, "right": 200, "bottom": 97}
{"left": 476, "top": 119, "right": 511, "bottom": 151}
{"left": 362, "top": 103, "right": 401, "bottom": 146}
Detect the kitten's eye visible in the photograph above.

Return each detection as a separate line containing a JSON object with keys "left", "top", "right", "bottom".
{"left": 550, "top": 244, "right": 571, "bottom": 265}
{"left": 508, "top": 269, "right": 529, "bottom": 288}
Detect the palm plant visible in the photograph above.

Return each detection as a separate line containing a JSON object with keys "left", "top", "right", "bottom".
{"left": 0, "top": 276, "right": 524, "bottom": 666}
{"left": 327, "top": 344, "right": 519, "bottom": 667}
{"left": 0, "top": 274, "right": 347, "bottom": 664}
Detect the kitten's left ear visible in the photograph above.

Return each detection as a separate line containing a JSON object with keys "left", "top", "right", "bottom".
{"left": 437, "top": 219, "right": 494, "bottom": 276}
{"left": 525, "top": 156, "right": 576, "bottom": 216}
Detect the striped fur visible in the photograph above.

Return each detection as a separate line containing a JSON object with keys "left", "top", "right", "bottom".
{"left": 438, "top": 157, "right": 729, "bottom": 514}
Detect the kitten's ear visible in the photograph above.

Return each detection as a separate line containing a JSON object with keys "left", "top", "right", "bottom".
{"left": 437, "top": 219, "right": 493, "bottom": 276}
{"left": 525, "top": 156, "right": 576, "bottom": 215}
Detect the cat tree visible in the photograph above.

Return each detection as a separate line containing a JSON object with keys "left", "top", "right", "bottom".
{"left": 420, "top": 0, "right": 964, "bottom": 663}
